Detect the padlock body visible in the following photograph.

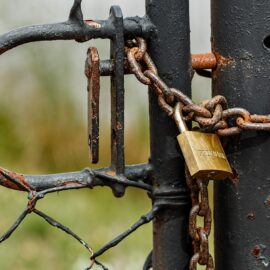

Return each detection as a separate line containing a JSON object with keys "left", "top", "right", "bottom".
{"left": 177, "top": 131, "right": 232, "bottom": 180}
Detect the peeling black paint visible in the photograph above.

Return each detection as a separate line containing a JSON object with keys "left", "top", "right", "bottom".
{"left": 212, "top": 1, "right": 270, "bottom": 269}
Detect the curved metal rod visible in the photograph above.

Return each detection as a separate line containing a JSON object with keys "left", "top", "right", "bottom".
{"left": 0, "top": 0, "right": 106, "bottom": 55}
{"left": 0, "top": 21, "right": 107, "bottom": 55}
{"left": 0, "top": 0, "right": 154, "bottom": 55}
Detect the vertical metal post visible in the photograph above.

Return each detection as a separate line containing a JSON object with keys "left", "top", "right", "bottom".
{"left": 110, "top": 6, "right": 125, "bottom": 197}
{"left": 110, "top": 6, "right": 125, "bottom": 176}
{"left": 212, "top": 1, "right": 270, "bottom": 269}
{"left": 146, "top": 0, "right": 192, "bottom": 269}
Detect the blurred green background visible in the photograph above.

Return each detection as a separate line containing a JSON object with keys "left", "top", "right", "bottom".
{"left": 0, "top": 1, "right": 211, "bottom": 269}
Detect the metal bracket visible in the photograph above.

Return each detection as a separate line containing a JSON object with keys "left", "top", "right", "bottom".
{"left": 85, "top": 6, "right": 126, "bottom": 197}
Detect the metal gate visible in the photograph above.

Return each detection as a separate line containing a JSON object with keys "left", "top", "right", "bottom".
{"left": 0, "top": 0, "right": 270, "bottom": 269}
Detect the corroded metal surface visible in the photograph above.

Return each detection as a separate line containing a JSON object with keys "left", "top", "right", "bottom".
{"left": 0, "top": 167, "right": 34, "bottom": 191}
{"left": 110, "top": 7, "right": 125, "bottom": 193}
{"left": 192, "top": 53, "right": 217, "bottom": 70}
{"left": 1, "top": 0, "right": 270, "bottom": 269}
{"left": 85, "top": 47, "right": 100, "bottom": 164}
{"left": 0, "top": 1, "right": 155, "bottom": 55}
{"left": 212, "top": 1, "right": 270, "bottom": 269}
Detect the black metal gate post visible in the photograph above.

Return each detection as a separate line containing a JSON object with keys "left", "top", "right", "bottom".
{"left": 212, "top": 2, "right": 270, "bottom": 269}
{"left": 146, "top": 0, "right": 192, "bottom": 269}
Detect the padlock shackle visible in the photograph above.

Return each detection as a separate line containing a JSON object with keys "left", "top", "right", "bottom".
{"left": 174, "top": 102, "right": 188, "bottom": 133}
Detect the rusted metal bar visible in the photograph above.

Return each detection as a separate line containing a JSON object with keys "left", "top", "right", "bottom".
{"left": 0, "top": 163, "right": 152, "bottom": 192}
{"left": 212, "top": 1, "right": 270, "bottom": 269}
{"left": 98, "top": 53, "right": 217, "bottom": 77}
{"left": 85, "top": 47, "right": 100, "bottom": 164}
{"left": 192, "top": 53, "right": 216, "bottom": 70}
{"left": 146, "top": 0, "right": 192, "bottom": 269}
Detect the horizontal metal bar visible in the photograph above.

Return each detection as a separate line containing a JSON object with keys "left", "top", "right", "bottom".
{"left": 192, "top": 53, "right": 217, "bottom": 70}
{"left": 0, "top": 163, "right": 152, "bottom": 192}
{"left": 98, "top": 53, "right": 217, "bottom": 77}
{"left": 0, "top": 17, "right": 154, "bottom": 55}
{"left": 0, "top": 0, "right": 155, "bottom": 56}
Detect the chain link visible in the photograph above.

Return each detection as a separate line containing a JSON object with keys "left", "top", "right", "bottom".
{"left": 125, "top": 38, "right": 270, "bottom": 136}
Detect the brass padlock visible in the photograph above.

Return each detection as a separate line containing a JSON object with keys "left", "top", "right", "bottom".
{"left": 174, "top": 102, "right": 233, "bottom": 180}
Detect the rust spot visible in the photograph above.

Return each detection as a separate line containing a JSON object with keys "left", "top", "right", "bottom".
{"left": 106, "top": 170, "right": 116, "bottom": 177}
{"left": 86, "top": 47, "right": 100, "bottom": 164}
{"left": 0, "top": 48, "right": 7, "bottom": 55}
{"left": 0, "top": 167, "right": 33, "bottom": 191}
{"left": 214, "top": 51, "right": 234, "bottom": 66}
{"left": 84, "top": 20, "right": 101, "bottom": 29}
{"left": 251, "top": 245, "right": 261, "bottom": 258}
{"left": 251, "top": 245, "right": 269, "bottom": 266}
{"left": 229, "top": 167, "right": 239, "bottom": 185}
{"left": 211, "top": 43, "right": 234, "bottom": 82}
{"left": 116, "top": 122, "right": 123, "bottom": 130}
{"left": 247, "top": 212, "right": 256, "bottom": 220}
{"left": 265, "top": 195, "right": 270, "bottom": 205}
{"left": 0, "top": 179, "right": 21, "bottom": 190}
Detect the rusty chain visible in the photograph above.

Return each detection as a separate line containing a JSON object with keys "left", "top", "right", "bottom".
{"left": 124, "top": 37, "right": 270, "bottom": 270}
{"left": 185, "top": 166, "right": 214, "bottom": 270}
{"left": 125, "top": 37, "right": 270, "bottom": 137}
